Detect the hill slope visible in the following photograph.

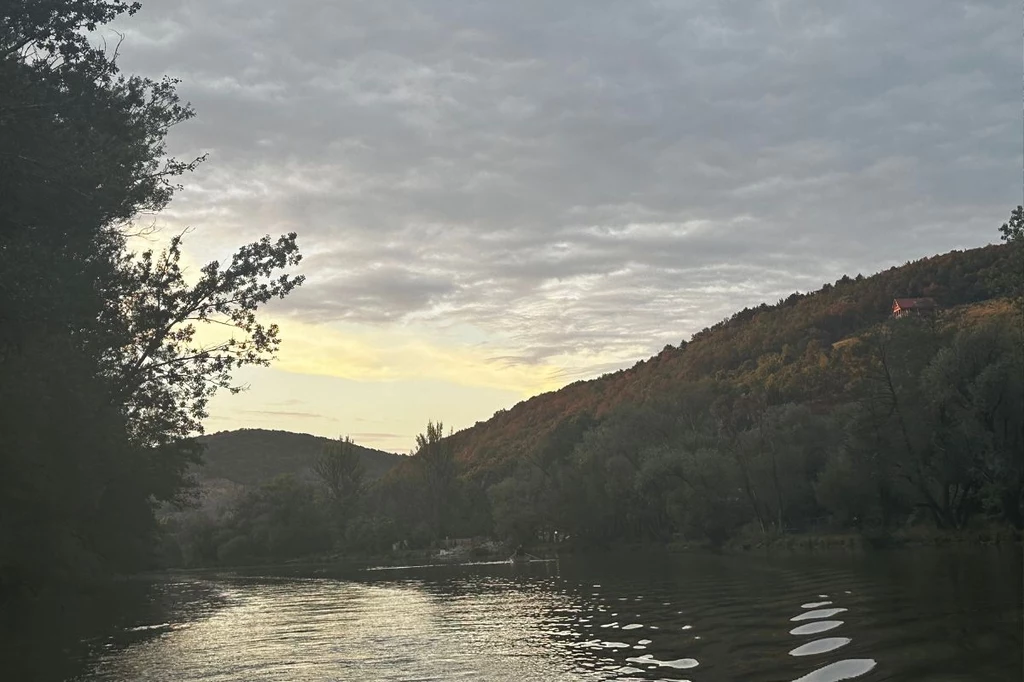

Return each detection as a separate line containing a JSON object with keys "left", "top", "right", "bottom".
{"left": 172, "top": 238, "right": 1021, "bottom": 561}
{"left": 443, "top": 243, "right": 1017, "bottom": 479}
{"left": 197, "top": 429, "right": 403, "bottom": 486}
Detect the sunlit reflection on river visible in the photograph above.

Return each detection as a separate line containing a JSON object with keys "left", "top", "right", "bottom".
{"left": 3, "top": 548, "right": 1019, "bottom": 681}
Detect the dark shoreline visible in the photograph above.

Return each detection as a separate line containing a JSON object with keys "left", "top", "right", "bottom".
{"left": 133, "top": 527, "right": 1023, "bottom": 581}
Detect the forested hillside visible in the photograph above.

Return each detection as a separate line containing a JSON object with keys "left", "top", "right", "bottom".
{"left": 364, "top": 227, "right": 1023, "bottom": 549}
{"left": 167, "top": 215, "right": 1023, "bottom": 567}
{"left": 446, "top": 242, "right": 1019, "bottom": 479}
{"left": 197, "top": 429, "right": 401, "bottom": 486}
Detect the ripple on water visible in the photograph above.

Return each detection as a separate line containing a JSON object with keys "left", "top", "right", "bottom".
{"left": 788, "top": 638, "right": 852, "bottom": 657}
{"left": 790, "top": 620, "right": 844, "bottom": 636}
{"left": 800, "top": 601, "right": 833, "bottom": 608}
{"left": 126, "top": 623, "right": 172, "bottom": 632}
{"left": 792, "top": 659, "right": 877, "bottom": 682}
{"left": 625, "top": 654, "right": 699, "bottom": 670}
{"left": 621, "top": 623, "right": 643, "bottom": 630}
{"left": 791, "top": 608, "right": 847, "bottom": 622}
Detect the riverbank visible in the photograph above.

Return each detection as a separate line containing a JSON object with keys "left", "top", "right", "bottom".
{"left": 709, "top": 526, "right": 1022, "bottom": 554}
{"left": 141, "top": 527, "right": 1022, "bottom": 580}
{"left": 142, "top": 543, "right": 541, "bottom": 579}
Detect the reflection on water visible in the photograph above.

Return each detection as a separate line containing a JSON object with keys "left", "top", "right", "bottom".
{"left": 791, "top": 621, "right": 845, "bottom": 636}
{"left": 789, "top": 637, "right": 851, "bottom": 656}
{"left": 1, "top": 548, "right": 1019, "bottom": 681}
{"left": 786, "top": 589, "right": 871, "bottom": 681}
{"left": 791, "top": 607, "right": 848, "bottom": 621}
{"left": 791, "top": 659, "right": 877, "bottom": 682}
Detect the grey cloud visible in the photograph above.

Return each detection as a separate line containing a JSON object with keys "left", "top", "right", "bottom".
{"left": 293, "top": 264, "right": 458, "bottom": 323}
{"left": 114, "top": 0, "right": 1020, "bottom": 372}
{"left": 239, "top": 410, "right": 336, "bottom": 420}
{"left": 349, "top": 432, "right": 409, "bottom": 442}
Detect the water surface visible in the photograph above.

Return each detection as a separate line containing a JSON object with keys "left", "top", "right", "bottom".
{"left": 4, "top": 548, "right": 1020, "bottom": 681}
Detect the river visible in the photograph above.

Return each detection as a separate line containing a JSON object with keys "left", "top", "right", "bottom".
{"left": 3, "top": 547, "right": 1020, "bottom": 681}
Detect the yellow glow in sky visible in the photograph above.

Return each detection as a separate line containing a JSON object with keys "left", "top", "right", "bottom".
{"left": 199, "top": 315, "right": 572, "bottom": 452}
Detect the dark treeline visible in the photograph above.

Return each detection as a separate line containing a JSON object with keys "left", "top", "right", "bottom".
{"left": 167, "top": 210, "right": 1024, "bottom": 567}
{"left": 0, "top": 2, "right": 303, "bottom": 596}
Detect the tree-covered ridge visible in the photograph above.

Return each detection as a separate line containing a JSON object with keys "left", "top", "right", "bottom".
{"left": 203, "top": 228, "right": 1016, "bottom": 564}
{"left": 446, "top": 243, "right": 1017, "bottom": 479}
{"left": 197, "top": 429, "right": 401, "bottom": 486}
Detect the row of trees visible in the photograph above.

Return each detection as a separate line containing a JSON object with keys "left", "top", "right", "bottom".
{"left": 167, "top": 209, "right": 1023, "bottom": 566}
{"left": 161, "top": 423, "right": 470, "bottom": 566}
{"left": 171, "top": 307, "right": 1022, "bottom": 569}
{"left": 1, "top": 2, "right": 303, "bottom": 595}
{"left": 432, "top": 236, "right": 1017, "bottom": 486}
{"left": 484, "top": 314, "right": 1023, "bottom": 548}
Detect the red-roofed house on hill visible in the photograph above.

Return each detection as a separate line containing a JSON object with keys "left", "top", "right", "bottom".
{"left": 892, "top": 297, "right": 937, "bottom": 319}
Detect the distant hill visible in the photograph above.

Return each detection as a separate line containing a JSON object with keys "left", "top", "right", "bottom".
{"left": 433, "top": 243, "right": 1018, "bottom": 480}
{"left": 196, "top": 428, "right": 403, "bottom": 487}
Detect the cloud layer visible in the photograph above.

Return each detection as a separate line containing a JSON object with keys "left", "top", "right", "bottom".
{"left": 114, "top": 0, "right": 1021, "bottom": 379}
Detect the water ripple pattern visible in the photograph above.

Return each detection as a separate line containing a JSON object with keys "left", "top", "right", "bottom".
{"left": 789, "top": 637, "right": 851, "bottom": 657}
{"left": 786, "top": 587, "right": 874, "bottom": 682}
{"left": 38, "top": 548, "right": 1020, "bottom": 682}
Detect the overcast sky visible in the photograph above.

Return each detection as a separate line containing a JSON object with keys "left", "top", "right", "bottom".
{"left": 111, "top": 0, "right": 1021, "bottom": 452}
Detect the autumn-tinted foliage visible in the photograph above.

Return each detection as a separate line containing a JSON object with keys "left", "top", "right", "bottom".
{"left": 165, "top": 229, "right": 1022, "bottom": 567}
{"left": 357, "top": 230, "right": 1021, "bottom": 552}
{"left": 445, "top": 243, "right": 1017, "bottom": 480}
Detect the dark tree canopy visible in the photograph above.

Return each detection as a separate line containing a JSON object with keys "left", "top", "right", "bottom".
{"left": 0, "top": 1, "right": 303, "bottom": 595}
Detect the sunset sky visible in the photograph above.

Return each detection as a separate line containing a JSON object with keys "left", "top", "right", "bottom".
{"left": 111, "top": 1, "right": 1020, "bottom": 453}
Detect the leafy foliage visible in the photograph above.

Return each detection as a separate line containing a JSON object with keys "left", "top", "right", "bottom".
{"left": 107, "top": 233, "right": 304, "bottom": 447}
{"left": 0, "top": 2, "right": 303, "bottom": 595}
{"left": 444, "top": 241, "right": 1017, "bottom": 479}
{"left": 368, "top": 221, "right": 1022, "bottom": 551}
{"left": 162, "top": 218, "right": 1023, "bottom": 567}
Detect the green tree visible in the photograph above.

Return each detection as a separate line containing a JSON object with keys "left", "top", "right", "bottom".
{"left": 313, "top": 436, "right": 366, "bottom": 545}
{"left": 221, "top": 475, "right": 330, "bottom": 563}
{"left": 108, "top": 233, "right": 303, "bottom": 443}
{"left": 657, "top": 446, "right": 747, "bottom": 547}
{"left": 413, "top": 420, "right": 456, "bottom": 541}
{"left": 0, "top": 1, "right": 303, "bottom": 594}
{"left": 488, "top": 468, "right": 547, "bottom": 544}
{"left": 920, "top": 322, "right": 1024, "bottom": 527}
{"left": 996, "top": 205, "right": 1024, "bottom": 331}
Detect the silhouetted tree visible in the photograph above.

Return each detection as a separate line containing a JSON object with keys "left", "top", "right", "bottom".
{"left": 414, "top": 421, "right": 456, "bottom": 541}
{"left": 313, "top": 437, "right": 366, "bottom": 544}
{"left": 0, "top": 1, "right": 303, "bottom": 594}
